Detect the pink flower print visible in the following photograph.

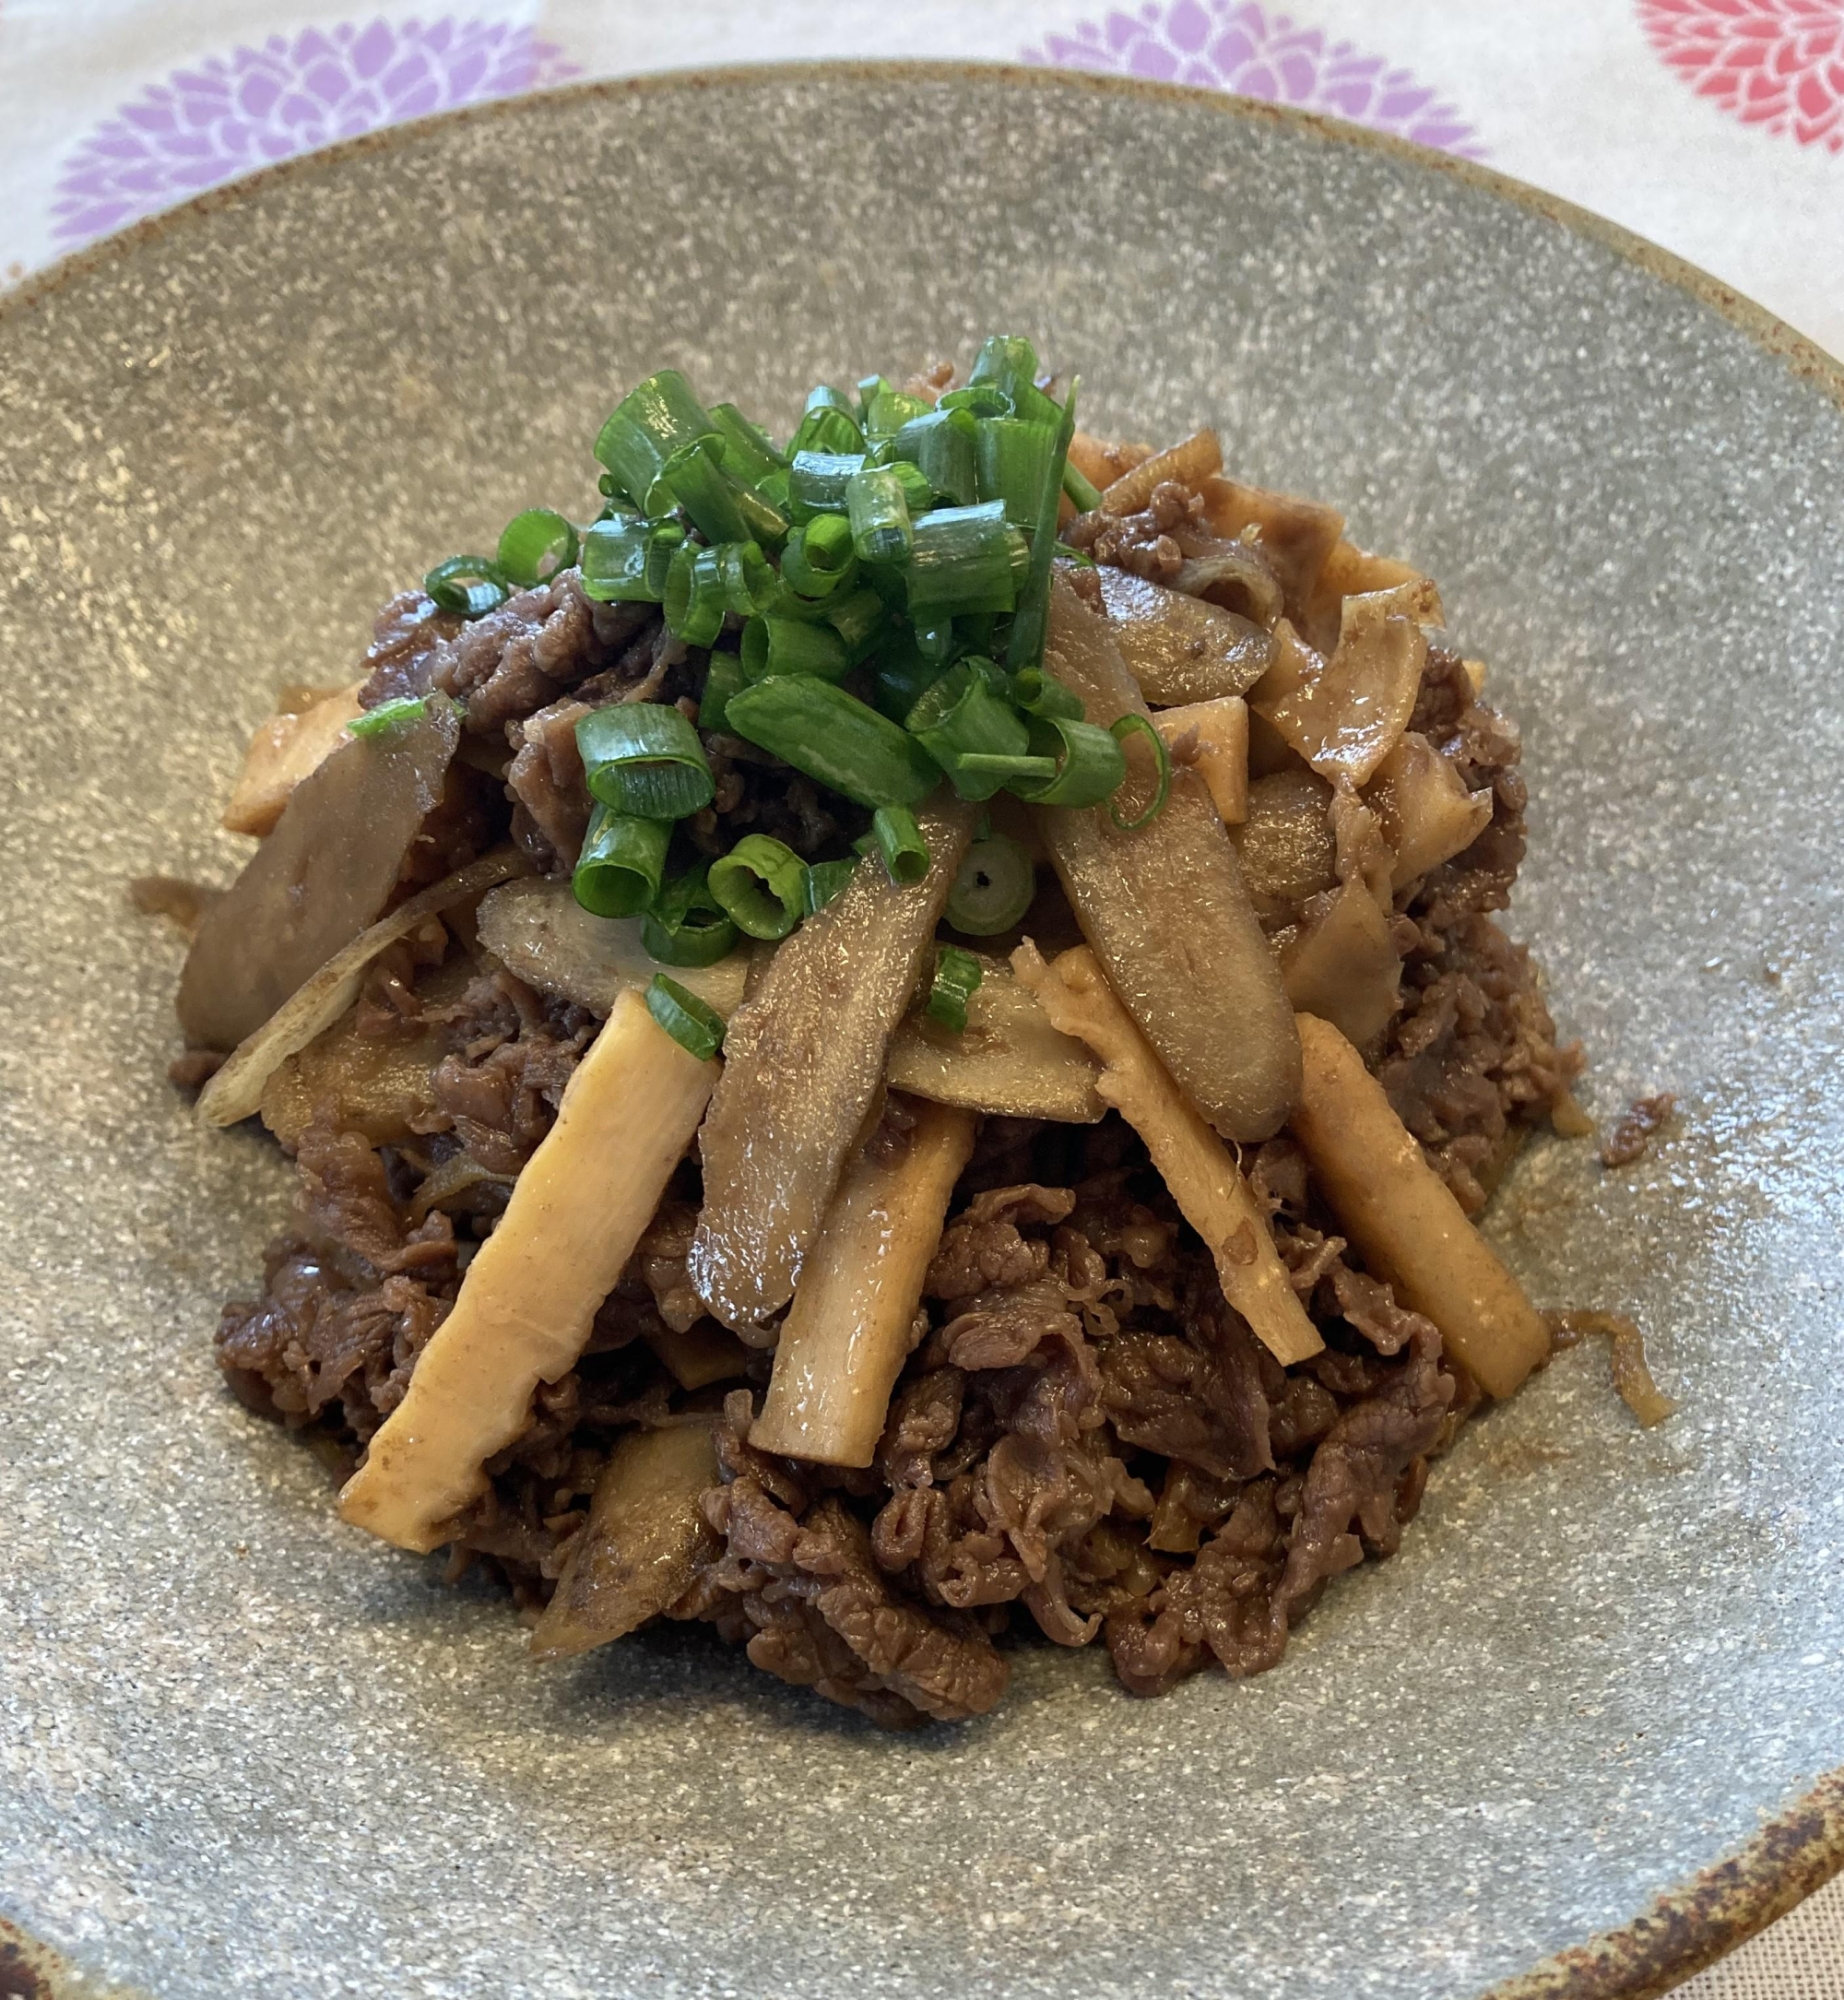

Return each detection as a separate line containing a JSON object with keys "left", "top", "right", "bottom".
{"left": 1024, "top": 1, "right": 1484, "bottom": 155}
{"left": 51, "top": 17, "right": 580, "bottom": 246}
{"left": 1638, "top": 0, "right": 1844, "bottom": 152}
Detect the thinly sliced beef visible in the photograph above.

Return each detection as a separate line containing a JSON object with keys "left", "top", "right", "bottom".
{"left": 208, "top": 543, "right": 1589, "bottom": 1726}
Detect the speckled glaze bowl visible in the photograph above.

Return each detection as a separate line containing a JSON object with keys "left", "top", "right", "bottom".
{"left": 1, "top": 64, "right": 1840, "bottom": 2000}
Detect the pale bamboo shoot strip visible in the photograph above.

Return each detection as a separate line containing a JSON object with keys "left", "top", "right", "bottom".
{"left": 528, "top": 1421, "right": 722, "bottom": 1661}
{"left": 338, "top": 989, "right": 719, "bottom": 1552}
{"left": 752, "top": 1098, "right": 978, "bottom": 1468}
{"left": 1288, "top": 1012, "right": 1549, "bottom": 1398}
{"left": 1012, "top": 944, "right": 1322, "bottom": 1367}
{"left": 1152, "top": 697, "right": 1249, "bottom": 825}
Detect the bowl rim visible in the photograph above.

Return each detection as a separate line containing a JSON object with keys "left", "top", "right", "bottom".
{"left": 3, "top": 58, "right": 1839, "bottom": 2000}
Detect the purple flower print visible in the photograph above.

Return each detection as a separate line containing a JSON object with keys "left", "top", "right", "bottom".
{"left": 1025, "top": 1, "right": 1484, "bottom": 155}
{"left": 51, "top": 17, "right": 579, "bottom": 246}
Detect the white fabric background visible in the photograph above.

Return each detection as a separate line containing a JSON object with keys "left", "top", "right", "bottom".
{"left": 1, "top": 1, "right": 1839, "bottom": 1993}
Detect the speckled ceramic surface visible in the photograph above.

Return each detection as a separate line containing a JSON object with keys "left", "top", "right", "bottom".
{"left": 1, "top": 65, "right": 1840, "bottom": 2000}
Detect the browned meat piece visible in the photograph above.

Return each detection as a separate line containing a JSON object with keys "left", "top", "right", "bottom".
{"left": 1600, "top": 1093, "right": 1676, "bottom": 1167}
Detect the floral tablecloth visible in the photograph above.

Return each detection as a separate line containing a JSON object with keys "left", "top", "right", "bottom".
{"left": 1, "top": 2, "right": 1840, "bottom": 1995}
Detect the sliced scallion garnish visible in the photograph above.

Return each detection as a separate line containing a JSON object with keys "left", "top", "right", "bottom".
{"left": 709, "top": 834, "right": 810, "bottom": 941}
{"left": 926, "top": 945, "right": 984, "bottom": 1032}
{"left": 717, "top": 540, "right": 780, "bottom": 619}
{"left": 661, "top": 435, "right": 750, "bottom": 547}
{"left": 722, "top": 675, "right": 941, "bottom": 809}
{"left": 870, "top": 804, "right": 929, "bottom": 884}
{"left": 823, "top": 584, "right": 890, "bottom": 662}
{"left": 709, "top": 402, "right": 788, "bottom": 488}
{"left": 347, "top": 694, "right": 433, "bottom": 738}
{"left": 496, "top": 509, "right": 580, "bottom": 589}
{"left": 741, "top": 614, "right": 850, "bottom": 684}
{"left": 1108, "top": 713, "right": 1173, "bottom": 829}
{"left": 905, "top": 658, "right": 1033, "bottom": 801}
{"left": 1013, "top": 666, "right": 1084, "bottom": 720}
{"left": 580, "top": 515, "right": 681, "bottom": 604}
{"left": 944, "top": 831, "right": 1036, "bottom": 936}
{"left": 803, "top": 857, "right": 857, "bottom": 914}
{"left": 788, "top": 449, "right": 866, "bottom": 522}
{"left": 641, "top": 862, "right": 739, "bottom": 968}
{"left": 573, "top": 807, "right": 671, "bottom": 919}
{"left": 1006, "top": 713, "right": 1126, "bottom": 809}
{"left": 846, "top": 464, "right": 916, "bottom": 566}
{"left": 906, "top": 502, "right": 1024, "bottom": 619}
{"left": 892, "top": 407, "right": 978, "bottom": 507}
{"left": 780, "top": 515, "right": 857, "bottom": 599}
{"left": 663, "top": 542, "right": 729, "bottom": 647}
{"left": 576, "top": 703, "right": 715, "bottom": 820}
{"left": 699, "top": 651, "right": 746, "bottom": 732}
{"left": 595, "top": 368, "right": 715, "bottom": 512}
{"left": 1062, "top": 458, "right": 1103, "bottom": 513}
{"left": 645, "top": 974, "right": 726, "bottom": 1062}
{"left": 1006, "top": 375, "right": 1079, "bottom": 679}
{"left": 975, "top": 416, "right": 1057, "bottom": 527}
{"left": 424, "top": 554, "right": 510, "bottom": 619}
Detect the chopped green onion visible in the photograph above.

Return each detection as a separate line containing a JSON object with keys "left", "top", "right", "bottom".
{"left": 663, "top": 542, "right": 728, "bottom": 647}
{"left": 788, "top": 450, "right": 865, "bottom": 522}
{"left": 866, "top": 387, "right": 930, "bottom": 441}
{"left": 348, "top": 693, "right": 434, "bottom": 738}
{"left": 574, "top": 807, "right": 670, "bottom": 919}
{"left": 937, "top": 384, "right": 1011, "bottom": 420}
{"left": 870, "top": 803, "right": 929, "bottom": 884}
{"left": 967, "top": 334, "right": 1060, "bottom": 426}
{"left": 710, "top": 403, "right": 788, "bottom": 487}
{"left": 892, "top": 408, "right": 979, "bottom": 506}
{"left": 824, "top": 584, "right": 891, "bottom": 661}
{"left": 976, "top": 417, "right": 1057, "bottom": 527}
{"left": 944, "top": 832, "right": 1036, "bottom": 935}
{"left": 803, "top": 857, "right": 857, "bottom": 914}
{"left": 722, "top": 676, "right": 941, "bottom": 809}
{"left": 1108, "top": 713, "right": 1173, "bottom": 829}
{"left": 641, "top": 861, "right": 739, "bottom": 968}
{"left": 846, "top": 464, "right": 916, "bottom": 565}
{"left": 576, "top": 703, "right": 715, "bottom": 820}
{"left": 871, "top": 630, "right": 946, "bottom": 722}
{"left": 905, "top": 658, "right": 1032, "bottom": 801}
{"left": 968, "top": 334, "right": 1038, "bottom": 398}
{"left": 580, "top": 515, "right": 682, "bottom": 604}
{"left": 914, "top": 616, "right": 958, "bottom": 663}
{"left": 595, "top": 369, "right": 715, "bottom": 512}
{"left": 780, "top": 515, "right": 857, "bottom": 599}
{"left": 709, "top": 833, "right": 810, "bottom": 941}
{"left": 1004, "top": 375, "right": 1079, "bottom": 678}
{"left": 741, "top": 614, "right": 850, "bottom": 684}
{"left": 1013, "top": 666, "right": 1085, "bottom": 720}
{"left": 718, "top": 540, "right": 780, "bottom": 618}
{"left": 789, "top": 390, "right": 863, "bottom": 460}
{"left": 645, "top": 974, "right": 725, "bottom": 1062}
{"left": 1053, "top": 540, "right": 1098, "bottom": 567}
{"left": 496, "top": 509, "right": 580, "bottom": 588}
{"left": 927, "top": 945, "right": 984, "bottom": 1032}
{"left": 424, "top": 555, "right": 509, "bottom": 619}
{"left": 699, "top": 651, "right": 746, "bottom": 732}
{"left": 856, "top": 374, "right": 891, "bottom": 419}
{"left": 661, "top": 435, "right": 750, "bottom": 547}
{"left": 731, "top": 481, "right": 790, "bottom": 550}
{"left": 1062, "top": 459, "right": 1103, "bottom": 513}
{"left": 1005, "top": 714, "right": 1126, "bottom": 808}
{"left": 907, "top": 502, "right": 1023, "bottom": 619}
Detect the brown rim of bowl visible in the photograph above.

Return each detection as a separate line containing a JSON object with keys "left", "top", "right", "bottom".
{"left": 3, "top": 59, "right": 1840, "bottom": 2000}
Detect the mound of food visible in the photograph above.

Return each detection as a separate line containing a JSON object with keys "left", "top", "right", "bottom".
{"left": 174, "top": 338, "right": 1663, "bottom": 1727}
